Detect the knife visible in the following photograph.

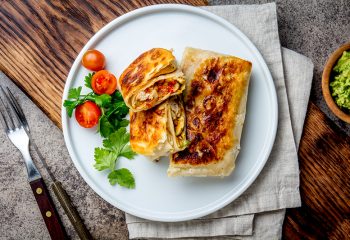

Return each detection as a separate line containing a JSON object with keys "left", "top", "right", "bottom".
{"left": 33, "top": 143, "right": 93, "bottom": 240}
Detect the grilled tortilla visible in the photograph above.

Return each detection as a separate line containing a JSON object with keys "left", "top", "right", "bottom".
{"left": 168, "top": 47, "right": 252, "bottom": 177}
{"left": 119, "top": 48, "right": 185, "bottom": 112}
{"left": 130, "top": 96, "right": 187, "bottom": 160}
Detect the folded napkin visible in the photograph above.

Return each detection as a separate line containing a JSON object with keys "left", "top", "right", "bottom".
{"left": 125, "top": 3, "right": 314, "bottom": 239}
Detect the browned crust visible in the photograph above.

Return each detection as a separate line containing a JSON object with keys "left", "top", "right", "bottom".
{"left": 172, "top": 56, "right": 252, "bottom": 166}
{"left": 129, "top": 95, "right": 187, "bottom": 158}
{"left": 119, "top": 48, "right": 175, "bottom": 96}
{"left": 130, "top": 103, "right": 168, "bottom": 156}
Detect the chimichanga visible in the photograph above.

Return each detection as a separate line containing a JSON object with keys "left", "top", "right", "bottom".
{"left": 130, "top": 96, "right": 187, "bottom": 160}
{"left": 168, "top": 47, "right": 252, "bottom": 177}
{"left": 119, "top": 48, "right": 185, "bottom": 112}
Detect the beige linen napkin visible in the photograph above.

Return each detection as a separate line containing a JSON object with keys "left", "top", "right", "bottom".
{"left": 126, "top": 3, "right": 314, "bottom": 239}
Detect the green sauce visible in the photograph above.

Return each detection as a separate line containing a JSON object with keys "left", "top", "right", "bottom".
{"left": 330, "top": 50, "right": 350, "bottom": 111}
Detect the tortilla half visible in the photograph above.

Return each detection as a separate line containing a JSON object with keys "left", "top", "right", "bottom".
{"left": 119, "top": 48, "right": 185, "bottom": 112}
{"left": 130, "top": 96, "right": 187, "bottom": 160}
{"left": 168, "top": 47, "right": 252, "bottom": 177}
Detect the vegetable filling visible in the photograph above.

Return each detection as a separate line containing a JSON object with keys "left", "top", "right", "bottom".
{"left": 136, "top": 79, "right": 180, "bottom": 106}
{"left": 170, "top": 99, "right": 185, "bottom": 147}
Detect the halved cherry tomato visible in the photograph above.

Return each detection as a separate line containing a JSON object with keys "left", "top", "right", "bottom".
{"left": 91, "top": 70, "right": 117, "bottom": 95}
{"left": 82, "top": 50, "right": 106, "bottom": 71}
{"left": 75, "top": 101, "right": 101, "bottom": 128}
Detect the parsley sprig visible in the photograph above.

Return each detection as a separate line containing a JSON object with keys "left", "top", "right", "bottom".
{"left": 94, "top": 128, "right": 136, "bottom": 188}
{"left": 64, "top": 72, "right": 137, "bottom": 188}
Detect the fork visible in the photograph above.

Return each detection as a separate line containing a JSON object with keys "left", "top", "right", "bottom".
{"left": 0, "top": 91, "right": 68, "bottom": 239}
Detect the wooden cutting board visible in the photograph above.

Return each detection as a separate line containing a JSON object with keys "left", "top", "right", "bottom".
{"left": 0, "top": 0, "right": 207, "bottom": 128}
{"left": 1, "top": 1, "right": 349, "bottom": 239}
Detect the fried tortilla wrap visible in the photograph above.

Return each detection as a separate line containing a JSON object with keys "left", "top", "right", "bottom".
{"left": 119, "top": 48, "right": 185, "bottom": 112}
{"left": 130, "top": 96, "right": 187, "bottom": 160}
{"left": 168, "top": 47, "right": 252, "bottom": 177}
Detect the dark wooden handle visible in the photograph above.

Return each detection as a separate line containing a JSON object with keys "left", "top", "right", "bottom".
{"left": 52, "top": 181, "right": 93, "bottom": 240}
{"left": 29, "top": 178, "right": 68, "bottom": 240}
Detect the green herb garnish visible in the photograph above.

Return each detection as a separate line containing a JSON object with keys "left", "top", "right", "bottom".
{"left": 94, "top": 128, "right": 136, "bottom": 188}
{"left": 64, "top": 73, "right": 137, "bottom": 189}
{"left": 84, "top": 72, "right": 94, "bottom": 90}
{"left": 108, "top": 168, "right": 135, "bottom": 188}
{"left": 64, "top": 83, "right": 129, "bottom": 138}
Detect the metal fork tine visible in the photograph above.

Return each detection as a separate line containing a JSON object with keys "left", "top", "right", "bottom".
{"left": 8, "top": 105, "right": 19, "bottom": 129}
{"left": 6, "top": 87, "right": 29, "bottom": 132}
{"left": 3, "top": 87, "right": 29, "bottom": 131}
{"left": 0, "top": 87, "right": 22, "bottom": 129}
{"left": 0, "top": 96, "right": 15, "bottom": 130}
{"left": 3, "top": 87, "right": 21, "bottom": 117}
{"left": 0, "top": 107, "right": 9, "bottom": 132}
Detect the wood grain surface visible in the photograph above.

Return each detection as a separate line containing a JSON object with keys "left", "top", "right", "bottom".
{"left": 283, "top": 102, "right": 350, "bottom": 239}
{"left": 0, "top": 0, "right": 207, "bottom": 127}
{"left": 1, "top": 1, "right": 349, "bottom": 239}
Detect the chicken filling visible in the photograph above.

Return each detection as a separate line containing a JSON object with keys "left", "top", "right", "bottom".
{"left": 136, "top": 79, "right": 180, "bottom": 107}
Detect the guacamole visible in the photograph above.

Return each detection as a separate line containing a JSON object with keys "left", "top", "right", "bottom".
{"left": 330, "top": 50, "right": 350, "bottom": 111}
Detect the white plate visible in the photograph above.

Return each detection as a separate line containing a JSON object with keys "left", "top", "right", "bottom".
{"left": 62, "top": 4, "right": 278, "bottom": 222}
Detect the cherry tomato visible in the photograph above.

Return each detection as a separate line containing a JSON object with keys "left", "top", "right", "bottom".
{"left": 82, "top": 50, "right": 106, "bottom": 71}
{"left": 91, "top": 70, "right": 117, "bottom": 95}
{"left": 75, "top": 101, "right": 101, "bottom": 128}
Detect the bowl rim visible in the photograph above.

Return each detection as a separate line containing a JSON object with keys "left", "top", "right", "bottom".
{"left": 322, "top": 42, "right": 350, "bottom": 123}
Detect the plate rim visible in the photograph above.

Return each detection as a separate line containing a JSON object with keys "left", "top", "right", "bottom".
{"left": 61, "top": 4, "right": 278, "bottom": 222}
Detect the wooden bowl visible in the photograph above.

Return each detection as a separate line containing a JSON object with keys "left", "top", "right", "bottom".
{"left": 322, "top": 42, "right": 350, "bottom": 123}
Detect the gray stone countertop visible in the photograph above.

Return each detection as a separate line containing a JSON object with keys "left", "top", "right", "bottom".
{"left": 210, "top": 0, "right": 350, "bottom": 135}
